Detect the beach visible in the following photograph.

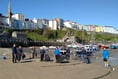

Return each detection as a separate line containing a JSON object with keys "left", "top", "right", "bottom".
{"left": 0, "top": 48, "right": 117, "bottom": 79}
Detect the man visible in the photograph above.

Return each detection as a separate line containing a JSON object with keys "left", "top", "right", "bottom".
{"left": 40, "top": 47, "right": 45, "bottom": 61}
{"left": 12, "top": 44, "right": 17, "bottom": 63}
{"left": 102, "top": 47, "right": 109, "bottom": 68}
{"left": 81, "top": 47, "right": 87, "bottom": 63}
{"left": 54, "top": 47, "right": 61, "bottom": 63}
{"left": 32, "top": 46, "right": 37, "bottom": 59}
{"left": 17, "top": 46, "right": 23, "bottom": 62}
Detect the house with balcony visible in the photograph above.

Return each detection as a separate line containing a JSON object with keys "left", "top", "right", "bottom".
{"left": 32, "top": 18, "right": 48, "bottom": 29}
{"left": 24, "top": 19, "right": 34, "bottom": 29}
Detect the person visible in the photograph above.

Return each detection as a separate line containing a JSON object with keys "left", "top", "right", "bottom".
{"left": 54, "top": 47, "right": 61, "bottom": 63}
{"left": 17, "top": 46, "right": 23, "bottom": 62}
{"left": 81, "top": 47, "right": 90, "bottom": 64}
{"left": 65, "top": 47, "right": 70, "bottom": 60}
{"left": 32, "top": 46, "right": 37, "bottom": 59}
{"left": 40, "top": 47, "right": 45, "bottom": 61}
{"left": 102, "top": 47, "right": 109, "bottom": 68}
{"left": 12, "top": 44, "right": 18, "bottom": 63}
{"left": 81, "top": 47, "right": 87, "bottom": 63}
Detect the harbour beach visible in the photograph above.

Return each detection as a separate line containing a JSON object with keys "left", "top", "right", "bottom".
{"left": 0, "top": 47, "right": 117, "bottom": 79}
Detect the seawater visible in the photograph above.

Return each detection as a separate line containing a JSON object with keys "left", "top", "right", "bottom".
{"left": 109, "top": 57, "right": 118, "bottom": 66}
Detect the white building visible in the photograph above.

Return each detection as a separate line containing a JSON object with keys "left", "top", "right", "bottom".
{"left": 49, "top": 19, "right": 57, "bottom": 30}
{"left": 103, "top": 26, "right": 117, "bottom": 34}
{"left": 78, "top": 25, "right": 83, "bottom": 30}
{"left": 12, "top": 13, "right": 25, "bottom": 21}
{"left": 64, "top": 21, "right": 73, "bottom": 28}
{"left": 64, "top": 20, "right": 79, "bottom": 30}
{"left": 49, "top": 18, "right": 64, "bottom": 30}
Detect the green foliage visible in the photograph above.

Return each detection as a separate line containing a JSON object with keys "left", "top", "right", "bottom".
{"left": 1, "top": 27, "right": 118, "bottom": 42}
{"left": 26, "top": 32, "right": 48, "bottom": 41}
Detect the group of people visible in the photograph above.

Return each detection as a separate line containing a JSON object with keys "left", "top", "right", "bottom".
{"left": 12, "top": 44, "right": 24, "bottom": 63}
{"left": 11, "top": 44, "right": 110, "bottom": 68}
{"left": 31, "top": 46, "right": 50, "bottom": 61}
{"left": 31, "top": 46, "right": 70, "bottom": 63}
{"left": 54, "top": 47, "right": 70, "bottom": 63}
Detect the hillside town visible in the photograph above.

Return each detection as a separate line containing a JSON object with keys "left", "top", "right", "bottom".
{"left": 0, "top": 2, "right": 118, "bottom": 34}
{"left": 0, "top": 1, "right": 118, "bottom": 79}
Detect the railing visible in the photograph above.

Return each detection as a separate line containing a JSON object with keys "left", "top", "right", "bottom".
{"left": 0, "top": 39, "right": 65, "bottom": 48}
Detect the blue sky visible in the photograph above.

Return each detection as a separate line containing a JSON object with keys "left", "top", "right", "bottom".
{"left": 0, "top": 0, "right": 118, "bottom": 29}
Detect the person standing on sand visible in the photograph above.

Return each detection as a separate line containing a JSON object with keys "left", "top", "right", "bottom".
{"left": 12, "top": 44, "right": 18, "bottom": 63}
{"left": 81, "top": 47, "right": 87, "bottom": 63}
{"left": 54, "top": 47, "right": 61, "bottom": 63}
{"left": 40, "top": 47, "right": 45, "bottom": 61}
{"left": 102, "top": 47, "right": 109, "bottom": 68}
{"left": 17, "top": 46, "right": 23, "bottom": 62}
{"left": 32, "top": 46, "right": 37, "bottom": 59}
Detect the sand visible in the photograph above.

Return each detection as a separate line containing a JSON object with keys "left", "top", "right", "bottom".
{"left": 0, "top": 48, "right": 117, "bottom": 79}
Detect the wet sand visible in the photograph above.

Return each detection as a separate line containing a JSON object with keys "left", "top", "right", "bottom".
{"left": 0, "top": 48, "right": 117, "bottom": 79}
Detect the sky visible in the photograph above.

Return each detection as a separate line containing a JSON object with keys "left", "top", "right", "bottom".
{"left": 0, "top": 0, "right": 118, "bottom": 29}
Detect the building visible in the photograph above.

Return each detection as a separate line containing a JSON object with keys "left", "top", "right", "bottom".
{"left": 12, "top": 13, "right": 25, "bottom": 21}
{"left": 49, "top": 18, "right": 64, "bottom": 30}
{"left": 103, "top": 26, "right": 118, "bottom": 34}
{"left": 32, "top": 18, "right": 46, "bottom": 29}
{"left": 49, "top": 19, "right": 57, "bottom": 30}
{"left": 84, "top": 25, "right": 96, "bottom": 31}
{"left": 0, "top": 14, "right": 10, "bottom": 28}
{"left": 24, "top": 19, "right": 35, "bottom": 29}
{"left": 64, "top": 20, "right": 73, "bottom": 28}
{"left": 78, "top": 25, "right": 83, "bottom": 30}
{"left": 40, "top": 19, "right": 49, "bottom": 27}
{"left": 95, "top": 26, "right": 103, "bottom": 32}
{"left": 0, "top": 14, "right": 5, "bottom": 28}
{"left": 11, "top": 19, "right": 24, "bottom": 29}
{"left": 64, "top": 20, "right": 79, "bottom": 30}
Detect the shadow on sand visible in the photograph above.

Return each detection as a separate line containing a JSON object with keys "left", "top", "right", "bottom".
{"left": 20, "top": 58, "right": 33, "bottom": 63}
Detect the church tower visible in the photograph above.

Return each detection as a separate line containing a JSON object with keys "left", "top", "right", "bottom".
{"left": 6, "top": 1, "right": 12, "bottom": 18}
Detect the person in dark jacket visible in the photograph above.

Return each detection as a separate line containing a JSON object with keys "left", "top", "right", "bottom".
{"left": 12, "top": 44, "right": 18, "bottom": 63}
{"left": 17, "top": 46, "right": 23, "bottom": 62}
{"left": 81, "top": 47, "right": 87, "bottom": 63}
{"left": 32, "top": 46, "right": 37, "bottom": 59}
{"left": 40, "top": 47, "right": 45, "bottom": 61}
{"left": 81, "top": 47, "right": 90, "bottom": 64}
